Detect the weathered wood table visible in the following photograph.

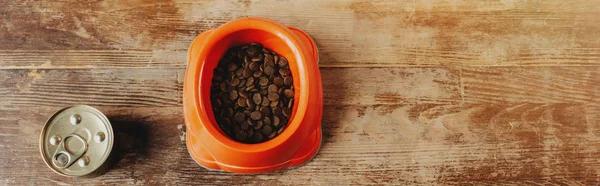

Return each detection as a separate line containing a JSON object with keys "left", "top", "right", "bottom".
{"left": 2, "top": 0, "right": 600, "bottom": 185}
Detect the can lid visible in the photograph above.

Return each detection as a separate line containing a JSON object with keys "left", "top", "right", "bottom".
{"left": 40, "top": 105, "right": 114, "bottom": 177}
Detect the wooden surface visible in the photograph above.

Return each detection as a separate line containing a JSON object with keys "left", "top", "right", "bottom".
{"left": 2, "top": 0, "right": 600, "bottom": 185}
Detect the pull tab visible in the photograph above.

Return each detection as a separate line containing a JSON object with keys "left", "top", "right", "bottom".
{"left": 52, "top": 134, "right": 88, "bottom": 169}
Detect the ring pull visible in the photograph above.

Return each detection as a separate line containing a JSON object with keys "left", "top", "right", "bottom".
{"left": 52, "top": 134, "right": 88, "bottom": 169}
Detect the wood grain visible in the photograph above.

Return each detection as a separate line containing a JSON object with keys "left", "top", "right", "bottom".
{"left": 2, "top": 104, "right": 600, "bottom": 185}
{"left": 2, "top": 0, "right": 599, "bottom": 67}
{"left": 0, "top": 67, "right": 458, "bottom": 107}
{"left": 2, "top": 0, "right": 600, "bottom": 185}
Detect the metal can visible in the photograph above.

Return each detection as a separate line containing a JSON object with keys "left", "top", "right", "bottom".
{"left": 39, "top": 105, "right": 115, "bottom": 177}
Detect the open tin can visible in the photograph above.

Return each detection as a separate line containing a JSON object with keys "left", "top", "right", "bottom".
{"left": 39, "top": 105, "right": 115, "bottom": 177}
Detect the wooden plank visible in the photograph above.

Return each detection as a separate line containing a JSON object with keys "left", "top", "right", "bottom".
{"left": 2, "top": 0, "right": 599, "bottom": 68}
{"left": 462, "top": 66, "right": 600, "bottom": 104}
{"left": 4, "top": 66, "right": 600, "bottom": 107}
{"left": 0, "top": 67, "right": 460, "bottom": 108}
{"left": 2, "top": 103, "right": 600, "bottom": 185}
{"left": 0, "top": 69, "right": 183, "bottom": 107}
{"left": 0, "top": 50, "right": 187, "bottom": 69}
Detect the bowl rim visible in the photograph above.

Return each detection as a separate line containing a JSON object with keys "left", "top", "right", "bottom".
{"left": 192, "top": 17, "right": 311, "bottom": 152}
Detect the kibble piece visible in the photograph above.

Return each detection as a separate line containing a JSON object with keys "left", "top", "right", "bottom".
{"left": 250, "top": 111, "right": 262, "bottom": 120}
{"left": 268, "top": 92, "right": 279, "bottom": 102}
{"left": 237, "top": 97, "right": 247, "bottom": 107}
{"left": 279, "top": 69, "right": 291, "bottom": 76}
{"left": 283, "top": 89, "right": 294, "bottom": 98}
{"left": 253, "top": 93, "right": 262, "bottom": 105}
{"left": 268, "top": 84, "right": 278, "bottom": 93}
{"left": 262, "top": 125, "right": 272, "bottom": 135}
{"left": 273, "top": 76, "right": 284, "bottom": 86}
{"left": 234, "top": 112, "right": 245, "bottom": 122}
{"left": 264, "top": 66, "right": 275, "bottom": 76}
{"left": 273, "top": 116, "right": 280, "bottom": 127}
{"left": 239, "top": 90, "right": 249, "bottom": 99}
{"left": 254, "top": 121, "right": 263, "bottom": 130}
{"left": 259, "top": 77, "right": 269, "bottom": 86}
{"left": 283, "top": 107, "right": 291, "bottom": 117}
{"left": 210, "top": 43, "right": 294, "bottom": 144}
{"left": 278, "top": 57, "right": 288, "bottom": 67}
{"left": 231, "top": 78, "right": 240, "bottom": 87}
{"left": 230, "top": 90, "right": 239, "bottom": 100}
{"left": 283, "top": 76, "right": 293, "bottom": 86}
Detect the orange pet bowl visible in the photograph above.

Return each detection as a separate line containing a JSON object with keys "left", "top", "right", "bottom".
{"left": 183, "top": 17, "right": 323, "bottom": 173}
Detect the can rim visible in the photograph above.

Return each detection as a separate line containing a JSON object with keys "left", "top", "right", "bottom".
{"left": 39, "top": 105, "right": 114, "bottom": 177}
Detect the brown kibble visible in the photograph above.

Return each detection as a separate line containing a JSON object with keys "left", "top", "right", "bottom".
{"left": 264, "top": 57, "right": 275, "bottom": 67}
{"left": 234, "top": 112, "right": 245, "bottom": 122}
{"left": 268, "top": 132, "right": 277, "bottom": 139}
{"left": 245, "top": 84, "right": 256, "bottom": 91}
{"left": 279, "top": 69, "right": 291, "bottom": 76}
{"left": 259, "top": 77, "right": 269, "bottom": 86}
{"left": 246, "top": 77, "right": 255, "bottom": 87}
{"left": 260, "top": 89, "right": 268, "bottom": 96}
{"left": 278, "top": 57, "right": 288, "bottom": 67}
{"left": 263, "top": 117, "right": 272, "bottom": 125}
{"left": 241, "top": 120, "right": 250, "bottom": 130}
{"left": 260, "top": 106, "right": 271, "bottom": 116}
{"left": 212, "top": 43, "right": 293, "bottom": 143}
{"left": 238, "top": 79, "right": 246, "bottom": 87}
{"left": 247, "top": 46, "right": 259, "bottom": 56}
{"left": 246, "top": 98, "right": 255, "bottom": 108}
{"left": 261, "top": 96, "right": 271, "bottom": 106}
{"left": 246, "top": 120, "right": 255, "bottom": 126}
{"left": 247, "top": 128, "right": 254, "bottom": 137}
{"left": 235, "top": 68, "right": 244, "bottom": 77}
{"left": 268, "top": 92, "right": 279, "bottom": 102}
{"left": 230, "top": 78, "right": 240, "bottom": 87}
{"left": 273, "top": 76, "right": 283, "bottom": 86}
{"left": 243, "top": 68, "right": 252, "bottom": 78}
{"left": 264, "top": 53, "right": 274, "bottom": 64}
{"left": 230, "top": 90, "right": 239, "bottom": 100}
{"left": 264, "top": 66, "right": 275, "bottom": 76}
{"left": 262, "top": 125, "right": 272, "bottom": 135}
{"left": 250, "top": 111, "right": 263, "bottom": 120}
{"left": 226, "top": 108, "right": 234, "bottom": 118}
{"left": 254, "top": 121, "right": 263, "bottom": 130}
{"left": 270, "top": 100, "right": 279, "bottom": 107}
{"left": 228, "top": 63, "right": 238, "bottom": 72}
{"left": 273, "top": 107, "right": 282, "bottom": 116}
{"left": 239, "top": 90, "right": 249, "bottom": 99}
{"left": 273, "top": 116, "right": 280, "bottom": 127}
{"left": 237, "top": 97, "right": 247, "bottom": 107}
{"left": 283, "top": 107, "right": 291, "bottom": 117}
{"left": 284, "top": 89, "right": 294, "bottom": 98}
{"left": 253, "top": 93, "right": 262, "bottom": 105}
{"left": 249, "top": 61, "right": 260, "bottom": 71}
{"left": 253, "top": 70, "right": 263, "bottom": 78}
{"left": 219, "top": 82, "right": 227, "bottom": 92}
{"left": 283, "top": 76, "right": 293, "bottom": 86}
{"left": 273, "top": 116, "right": 281, "bottom": 127}
{"left": 268, "top": 84, "right": 278, "bottom": 93}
